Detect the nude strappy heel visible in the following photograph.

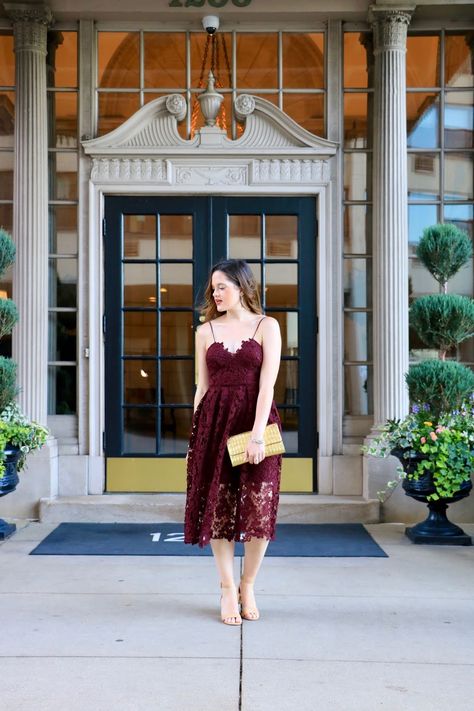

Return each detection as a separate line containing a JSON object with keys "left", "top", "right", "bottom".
{"left": 220, "top": 582, "right": 242, "bottom": 626}
{"left": 238, "top": 578, "right": 260, "bottom": 621}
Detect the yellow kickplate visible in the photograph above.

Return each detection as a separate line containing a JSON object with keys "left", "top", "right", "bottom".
{"left": 106, "top": 457, "right": 313, "bottom": 493}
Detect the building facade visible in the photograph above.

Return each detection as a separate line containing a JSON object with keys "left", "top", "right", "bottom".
{"left": 0, "top": 0, "right": 473, "bottom": 522}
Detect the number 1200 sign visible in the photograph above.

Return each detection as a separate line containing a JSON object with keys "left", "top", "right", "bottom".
{"left": 169, "top": 0, "right": 251, "bottom": 6}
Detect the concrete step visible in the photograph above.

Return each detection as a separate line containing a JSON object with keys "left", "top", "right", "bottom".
{"left": 39, "top": 494, "right": 380, "bottom": 524}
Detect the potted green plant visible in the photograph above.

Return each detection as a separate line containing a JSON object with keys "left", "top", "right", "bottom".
{"left": 362, "top": 224, "right": 474, "bottom": 545}
{"left": 0, "top": 227, "right": 48, "bottom": 540}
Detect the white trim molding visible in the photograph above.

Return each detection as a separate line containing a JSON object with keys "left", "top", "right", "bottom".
{"left": 82, "top": 92, "right": 338, "bottom": 494}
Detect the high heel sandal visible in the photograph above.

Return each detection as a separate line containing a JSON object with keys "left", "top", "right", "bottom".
{"left": 220, "top": 583, "right": 242, "bottom": 626}
{"left": 238, "top": 579, "right": 260, "bottom": 621}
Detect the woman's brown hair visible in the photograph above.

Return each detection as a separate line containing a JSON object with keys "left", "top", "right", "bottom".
{"left": 200, "top": 259, "right": 263, "bottom": 322}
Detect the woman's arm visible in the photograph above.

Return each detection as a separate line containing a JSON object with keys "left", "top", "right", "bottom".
{"left": 246, "top": 317, "right": 282, "bottom": 463}
{"left": 193, "top": 322, "right": 210, "bottom": 413}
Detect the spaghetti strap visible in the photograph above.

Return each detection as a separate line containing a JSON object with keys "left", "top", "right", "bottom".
{"left": 209, "top": 320, "right": 216, "bottom": 342}
{"left": 252, "top": 316, "right": 266, "bottom": 339}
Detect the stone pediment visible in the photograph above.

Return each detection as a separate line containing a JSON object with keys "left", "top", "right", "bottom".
{"left": 82, "top": 93, "right": 337, "bottom": 158}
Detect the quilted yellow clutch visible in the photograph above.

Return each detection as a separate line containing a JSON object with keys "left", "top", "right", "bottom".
{"left": 226, "top": 423, "right": 285, "bottom": 467}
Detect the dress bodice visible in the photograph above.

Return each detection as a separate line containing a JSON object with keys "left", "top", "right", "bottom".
{"left": 206, "top": 338, "right": 263, "bottom": 388}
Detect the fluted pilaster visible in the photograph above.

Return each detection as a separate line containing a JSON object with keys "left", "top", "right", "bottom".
{"left": 369, "top": 5, "right": 414, "bottom": 428}
{"left": 5, "top": 3, "right": 53, "bottom": 424}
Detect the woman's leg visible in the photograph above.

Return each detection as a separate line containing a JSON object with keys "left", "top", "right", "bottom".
{"left": 210, "top": 538, "right": 241, "bottom": 624}
{"left": 240, "top": 537, "right": 270, "bottom": 620}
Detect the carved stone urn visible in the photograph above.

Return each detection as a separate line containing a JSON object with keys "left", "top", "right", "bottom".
{"left": 198, "top": 71, "right": 224, "bottom": 127}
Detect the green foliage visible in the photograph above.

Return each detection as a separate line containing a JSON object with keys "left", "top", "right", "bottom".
{"left": 416, "top": 223, "right": 472, "bottom": 286}
{"left": 0, "top": 356, "right": 18, "bottom": 414}
{"left": 406, "top": 360, "right": 474, "bottom": 420}
{"left": 0, "top": 402, "right": 48, "bottom": 478}
{"left": 0, "top": 298, "right": 18, "bottom": 340}
{"left": 362, "top": 404, "right": 474, "bottom": 501}
{"left": 0, "top": 228, "right": 16, "bottom": 280}
{"left": 409, "top": 294, "right": 474, "bottom": 352}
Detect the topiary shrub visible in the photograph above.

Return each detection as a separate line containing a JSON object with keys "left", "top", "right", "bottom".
{"left": 0, "top": 228, "right": 18, "bottom": 411}
{"left": 406, "top": 360, "right": 474, "bottom": 420}
{"left": 416, "top": 223, "right": 472, "bottom": 291}
{"left": 409, "top": 294, "right": 474, "bottom": 358}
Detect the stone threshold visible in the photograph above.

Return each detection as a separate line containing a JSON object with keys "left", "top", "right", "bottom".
{"left": 39, "top": 494, "right": 380, "bottom": 524}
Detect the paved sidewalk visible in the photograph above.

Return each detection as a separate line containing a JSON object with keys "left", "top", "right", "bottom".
{"left": 0, "top": 521, "right": 473, "bottom": 711}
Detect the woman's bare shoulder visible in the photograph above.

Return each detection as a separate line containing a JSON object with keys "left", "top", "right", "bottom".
{"left": 261, "top": 315, "right": 281, "bottom": 332}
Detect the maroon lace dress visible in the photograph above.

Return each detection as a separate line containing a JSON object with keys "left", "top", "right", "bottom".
{"left": 184, "top": 317, "right": 282, "bottom": 548}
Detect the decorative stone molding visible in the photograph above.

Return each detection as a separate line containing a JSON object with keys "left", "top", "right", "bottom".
{"left": 83, "top": 94, "right": 337, "bottom": 156}
{"left": 369, "top": 5, "right": 414, "bottom": 53}
{"left": 4, "top": 3, "right": 53, "bottom": 54}
{"left": 251, "top": 158, "right": 330, "bottom": 184}
{"left": 91, "top": 157, "right": 169, "bottom": 183}
{"left": 175, "top": 164, "right": 247, "bottom": 186}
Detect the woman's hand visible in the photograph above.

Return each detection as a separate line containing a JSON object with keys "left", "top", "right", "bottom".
{"left": 246, "top": 439, "right": 266, "bottom": 466}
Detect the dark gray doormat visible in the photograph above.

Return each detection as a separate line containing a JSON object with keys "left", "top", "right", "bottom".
{"left": 29, "top": 523, "right": 388, "bottom": 557}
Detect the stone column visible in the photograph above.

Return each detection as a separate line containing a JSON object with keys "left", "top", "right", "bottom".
{"left": 4, "top": 3, "right": 53, "bottom": 425}
{"left": 369, "top": 5, "right": 414, "bottom": 429}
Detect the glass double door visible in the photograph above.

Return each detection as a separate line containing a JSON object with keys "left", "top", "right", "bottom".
{"left": 104, "top": 195, "right": 317, "bottom": 492}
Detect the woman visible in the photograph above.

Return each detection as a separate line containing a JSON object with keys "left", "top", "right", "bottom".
{"left": 184, "top": 258, "right": 283, "bottom": 626}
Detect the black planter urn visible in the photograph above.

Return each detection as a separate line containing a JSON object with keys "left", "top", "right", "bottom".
{"left": 0, "top": 443, "right": 21, "bottom": 540}
{"left": 391, "top": 448, "right": 472, "bottom": 546}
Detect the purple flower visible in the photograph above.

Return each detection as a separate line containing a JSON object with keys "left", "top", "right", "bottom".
{"left": 422, "top": 403, "right": 430, "bottom": 411}
{"left": 412, "top": 404, "right": 420, "bottom": 414}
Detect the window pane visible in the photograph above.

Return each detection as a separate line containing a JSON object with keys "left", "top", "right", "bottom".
{"left": 282, "top": 33, "right": 324, "bottom": 89}
{"left": 48, "top": 365, "right": 76, "bottom": 415}
{"left": 160, "top": 264, "right": 192, "bottom": 307}
{"left": 407, "top": 153, "right": 440, "bottom": 200}
{"left": 236, "top": 33, "right": 278, "bottom": 89}
{"left": 98, "top": 32, "right": 140, "bottom": 88}
{"left": 0, "top": 204, "right": 12, "bottom": 233}
{"left": 48, "top": 92, "right": 77, "bottom": 148}
{"left": 190, "top": 33, "right": 232, "bottom": 89}
{"left": 344, "top": 32, "right": 371, "bottom": 89}
{"left": 266, "top": 215, "right": 298, "bottom": 260}
{"left": 409, "top": 256, "right": 439, "bottom": 298}
{"left": 48, "top": 152, "right": 77, "bottom": 200}
{"left": 124, "top": 311, "right": 156, "bottom": 356}
{"left": 161, "top": 360, "right": 194, "bottom": 404}
{"left": 406, "top": 36, "right": 440, "bottom": 87}
{"left": 160, "top": 214, "right": 193, "bottom": 259}
{"left": 49, "top": 205, "right": 77, "bottom": 254}
{"left": 98, "top": 92, "right": 140, "bottom": 135}
{"left": 407, "top": 93, "right": 439, "bottom": 148}
{"left": 344, "top": 152, "right": 370, "bottom": 201}
{"left": 344, "top": 365, "right": 373, "bottom": 415}
{"left": 344, "top": 93, "right": 369, "bottom": 148}
{"left": 445, "top": 34, "right": 474, "bottom": 88}
{"left": 445, "top": 153, "right": 473, "bottom": 201}
{"left": 281, "top": 420, "right": 298, "bottom": 454}
{"left": 0, "top": 92, "right": 14, "bottom": 140}
{"left": 47, "top": 32, "right": 77, "bottom": 88}
{"left": 275, "top": 360, "right": 298, "bottom": 408}
{"left": 48, "top": 312, "right": 76, "bottom": 361}
{"left": 144, "top": 32, "right": 186, "bottom": 88}
{"left": 344, "top": 205, "right": 372, "bottom": 254}
{"left": 161, "top": 311, "right": 193, "bottom": 356}
{"left": 124, "top": 263, "right": 156, "bottom": 308}
{"left": 408, "top": 204, "right": 438, "bottom": 255}
{"left": 344, "top": 259, "right": 372, "bottom": 308}
{"left": 49, "top": 258, "right": 77, "bottom": 307}
{"left": 344, "top": 312, "right": 371, "bottom": 361}
{"left": 0, "top": 33, "right": 14, "bottom": 86}
{"left": 249, "top": 263, "right": 262, "bottom": 290}
{"left": 124, "top": 408, "right": 156, "bottom": 454}
{"left": 271, "top": 311, "right": 298, "bottom": 356}
{"left": 0, "top": 152, "right": 13, "bottom": 200}
{"left": 124, "top": 215, "right": 156, "bottom": 260}
{"left": 444, "top": 91, "right": 473, "bottom": 149}
{"left": 444, "top": 203, "right": 473, "bottom": 239}
{"left": 124, "top": 360, "right": 157, "bottom": 405}
{"left": 160, "top": 407, "right": 192, "bottom": 454}
{"left": 265, "top": 264, "right": 297, "bottom": 307}
{"left": 229, "top": 215, "right": 261, "bottom": 259}
{"left": 284, "top": 93, "right": 324, "bottom": 137}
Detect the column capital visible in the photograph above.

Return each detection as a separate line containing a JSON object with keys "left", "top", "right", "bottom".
{"left": 368, "top": 5, "right": 414, "bottom": 53}
{"left": 3, "top": 3, "right": 53, "bottom": 54}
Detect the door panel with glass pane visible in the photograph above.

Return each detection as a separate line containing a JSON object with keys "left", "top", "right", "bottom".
{"left": 104, "top": 196, "right": 317, "bottom": 492}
